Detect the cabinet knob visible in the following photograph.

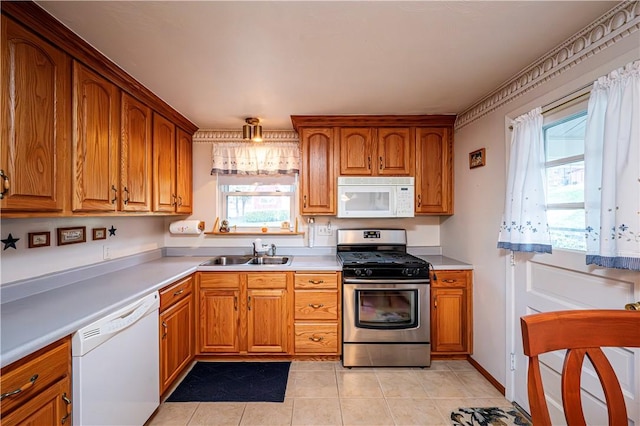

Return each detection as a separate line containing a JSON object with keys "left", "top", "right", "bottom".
{"left": 625, "top": 302, "right": 640, "bottom": 311}
{"left": 0, "top": 169, "right": 10, "bottom": 200}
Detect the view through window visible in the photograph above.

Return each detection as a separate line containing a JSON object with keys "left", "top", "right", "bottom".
{"left": 218, "top": 175, "right": 296, "bottom": 229}
{"left": 543, "top": 102, "right": 587, "bottom": 251}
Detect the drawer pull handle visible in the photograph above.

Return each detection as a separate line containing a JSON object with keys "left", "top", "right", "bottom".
{"left": 308, "top": 280, "right": 324, "bottom": 284}
{"left": 173, "top": 289, "right": 184, "bottom": 296}
{"left": 123, "top": 186, "right": 130, "bottom": 205}
{"left": 248, "top": 296, "right": 251, "bottom": 310}
{"left": 0, "top": 374, "right": 38, "bottom": 400}
{"left": 162, "top": 321, "right": 168, "bottom": 339}
{"left": 308, "top": 303, "right": 324, "bottom": 309}
{"left": 309, "top": 336, "right": 324, "bottom": 342}
{"left": 442, "top": 279, "right": 457, "bottom": 283}
{"left": 61, "top": 392, "right": 72, "bottom": 424}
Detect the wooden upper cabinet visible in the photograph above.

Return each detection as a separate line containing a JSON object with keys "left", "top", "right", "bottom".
{"left": 377, "top": 128, "right": 413, "bottom": 175}
{"left": 340, "top": 128, "right": 374, "bottom": 175}
{"left": 175, "top": 128, "right": 193, "bottom": 214}
{"left": 415, "top": 127, "right": 453, "bottom": 215}
{"left": 0, "top": 16, "right": 70, "bottom": 212}
{"left": 299, "top": 127, "right": 336, "bottom": 215}
{"left": 152, "top": 112, "right": 176, "bottom": 212}
{"left": 340, "top": 127, "right": 412, "bottom": 176}
{"left": 72, "top": 61, "right": 120, "bottom": 212}
{"left": 121, "top": 93, "right": 152, "bottom": 212}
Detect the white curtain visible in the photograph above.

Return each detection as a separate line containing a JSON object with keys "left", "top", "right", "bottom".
{"left": 211, "top": 142, "right": 300, "bottom": 175}
{"left": 585, "top": 60, "right": 640, "bottom": 271}
{"left": 498, "top": 107, "right": 552, "bottom": 253}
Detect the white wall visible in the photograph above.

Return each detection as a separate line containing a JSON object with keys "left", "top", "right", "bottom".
{"left": 163, "top": 141, "right": 442, "bottom": 249}
{"left": 0, "top": 216, "right": 165, "bottom": 284}
{"left": 442, "top": 37, "right": 640, "bottom": 386}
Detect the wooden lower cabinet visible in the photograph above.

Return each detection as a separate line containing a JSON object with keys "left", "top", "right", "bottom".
{"left": 293, "top": 272, "right": 341, "bottom": 355}
{"left": 159, "top": 275, "right": 194, "bottom": 394}
{"left": 0, "top": 337, "right": 72, "bottom": 426}
{"left": 197, "top": 272, "right": 293, "bottom": 355}
{"left": 430, "top": 269, "right": 473, "bottom": 356}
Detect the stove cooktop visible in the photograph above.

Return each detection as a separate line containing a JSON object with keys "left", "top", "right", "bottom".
{"left": 337, "top": 251, "right": 427, "bottom": 267}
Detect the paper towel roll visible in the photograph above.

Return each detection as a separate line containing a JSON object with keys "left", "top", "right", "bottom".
{"left": 169, "top": 220, "right": 205, "bottom": 235}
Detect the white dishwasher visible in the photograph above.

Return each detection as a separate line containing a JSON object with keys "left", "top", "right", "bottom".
{"left": 72, "top": 291, "right": 159, "bottom": 426}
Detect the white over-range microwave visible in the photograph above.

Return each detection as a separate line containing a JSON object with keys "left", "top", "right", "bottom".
{"left": 337, "top": 176, "right": 415, "bottom": 218}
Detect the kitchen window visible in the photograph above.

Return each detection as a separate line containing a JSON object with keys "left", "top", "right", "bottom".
{"left": 543, "top": 94, "right": 589, "bottom": 251}
{"left": 218, "top": 174, "right": 297, "bottom": 229}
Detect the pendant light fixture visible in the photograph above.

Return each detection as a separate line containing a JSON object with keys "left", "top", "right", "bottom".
{"left": 242, "top": 117, "right": 263, "bottom": 142}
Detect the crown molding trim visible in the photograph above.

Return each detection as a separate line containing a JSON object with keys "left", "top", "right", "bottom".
{"left": 193, "top": 129, "right": 299, "bottom": 143}
{"left": 455, "top": 1, "right": 640, "bottom": 130}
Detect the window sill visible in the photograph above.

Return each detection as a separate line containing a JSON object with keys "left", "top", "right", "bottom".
{"left": 205, "top": 217, "right": 303, "bottom": 236}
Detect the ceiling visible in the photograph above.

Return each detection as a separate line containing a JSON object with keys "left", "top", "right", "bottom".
{"left": 35, "top": 1, "right": 618, "bottom": 130}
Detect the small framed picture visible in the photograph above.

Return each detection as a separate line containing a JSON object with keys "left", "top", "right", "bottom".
{"left": 469, "top": 148, "right": 486, "bottom": 169}
{"left": 28, "top": 231, "right": 51, "bottom": 248}
{"left": 57, "top": 226, "right": 86, "bottom": 246}
{"left": 92, "top": 227, "right": 107, "bottom": 240}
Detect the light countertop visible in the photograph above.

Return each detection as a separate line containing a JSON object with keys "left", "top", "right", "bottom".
{"left": 1, "top": 251, "right": 470, "bottom": 368}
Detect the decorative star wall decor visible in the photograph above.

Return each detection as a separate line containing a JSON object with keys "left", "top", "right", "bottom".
{"left": 2, "top": 233, "right": 20, "bottom": 250}
{"left": 108, "top": 226, "right": 117, "bottom": 236}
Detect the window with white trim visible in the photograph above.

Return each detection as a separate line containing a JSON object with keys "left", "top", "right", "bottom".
{"left": 218, "top": 174, "right": 297, "bottom": 230}
{"left": 543, "top": 94, "right": 589, "bottom": 251}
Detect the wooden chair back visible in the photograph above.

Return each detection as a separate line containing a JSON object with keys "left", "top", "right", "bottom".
{"left": 520, "top": 309, "right": 640, "bottom": 426}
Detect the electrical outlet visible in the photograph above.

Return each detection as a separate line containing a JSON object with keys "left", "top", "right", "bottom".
{"left": 317, "top": 225, "right": 333, "bottom": 236}
{"left": 103, "top": 245, "right": 112, "bottom": 260}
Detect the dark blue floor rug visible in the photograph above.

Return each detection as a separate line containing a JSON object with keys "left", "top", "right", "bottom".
{"left": 166, "top": 362, "right": 291, "bottom": 402}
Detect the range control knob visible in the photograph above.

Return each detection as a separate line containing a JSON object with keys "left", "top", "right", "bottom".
{"left": 403, "top": 268, "right": 420, "bottom": 277}
{"left": 365, "top": 269, "right": 373, "bottom": 276}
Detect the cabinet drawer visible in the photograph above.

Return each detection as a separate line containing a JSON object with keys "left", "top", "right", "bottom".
{"left": 431, "top": 270, "right": 469, "bottom": 288}
{"left": 294, "top": 291, "right": 338, "bottom": 320}
{"left": 0, "top": 338, "right": 70, "bottom": 415}
{"left": 294, "top": 324, "right": 338, "bottom": 353}
{"left": 247, "top": 273, "right": 288, "bottom": 289}
{"left": 160, "top": 275, "right": 193, "bottom": 311}
{"left": 198, "top": 272, "right": 241, "bottom": 288}
{"left": 295, "top": 273, "right": 338, "bottom": 289}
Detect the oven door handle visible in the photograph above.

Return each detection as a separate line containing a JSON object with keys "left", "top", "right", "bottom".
{"left": 343, "top": 278, "right": 430, "bottom": 285}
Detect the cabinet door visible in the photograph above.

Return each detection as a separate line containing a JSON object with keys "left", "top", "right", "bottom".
{"left": 247, "top": 288, "right": 288, "bottom": 353}
{"left": 175, "top": 128, "right": 193, "bottom": 214}
{"left": 160, "top": 296, "right": 194, "bottom": 394}
{"left": 121, "top": 93, "right": 152, "bottom": 212}
{"left": 415, "top": 127, "right": 453, "bottom": 214}
{"left": 152, "top": 112, "right": 176, "bottom": 212}
{"left": 299, "top": 128, "right": 336, "bottom": 214}
{"left": 339, "top": 128, "right": 374, "bottom": 175}
{"left": 377, "top": 128, "right": 413, "bottom": 176}
{"left": 199, "top": 288, "right": 240, "bottom": 353}
{"left": 72, "top": 62, "right": 120, "bottom": 212}
{"left": 432, "top": 287, "right": 467, "bottom": 353}
{"left": 1, "top": 16, "right": 70, "bottom": 212}
{"left": 0, "top": 378, "right": 71, "bottom": 426}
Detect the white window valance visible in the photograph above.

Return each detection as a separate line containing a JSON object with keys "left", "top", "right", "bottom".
{"left": 211, "top": 142, "right": 300, "bottom": 175}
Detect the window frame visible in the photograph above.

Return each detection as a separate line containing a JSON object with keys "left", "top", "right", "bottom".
{"left": 217, "top": 174, "right": 298, "bottom": 230}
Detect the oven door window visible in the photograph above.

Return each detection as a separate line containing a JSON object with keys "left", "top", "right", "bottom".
{"left": 355, "top": 289, "right": 418, "bottom": 329}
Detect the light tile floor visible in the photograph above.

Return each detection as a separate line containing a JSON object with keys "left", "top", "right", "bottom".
{"left": 147, "top": 360, "right": 513, "bottom": 426}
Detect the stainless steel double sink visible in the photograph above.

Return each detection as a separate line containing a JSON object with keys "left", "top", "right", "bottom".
{"left": 200, "top": 255, "right": 292, "bottom": 266}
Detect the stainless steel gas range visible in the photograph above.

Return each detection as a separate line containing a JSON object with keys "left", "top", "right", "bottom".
{"left": 337, "top": 229, "right": 432, "bottom": 367}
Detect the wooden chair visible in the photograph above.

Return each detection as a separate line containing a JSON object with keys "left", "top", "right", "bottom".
{"left": 520, "top": 309, "right": 640, "bottom": 426}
